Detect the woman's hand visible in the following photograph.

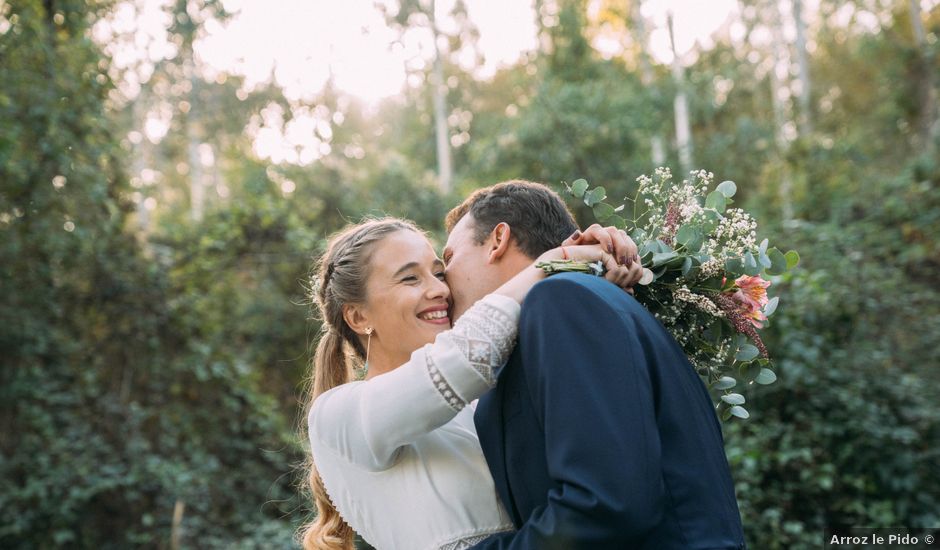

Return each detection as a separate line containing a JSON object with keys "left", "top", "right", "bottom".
{"left": 538, "top": 243, "right": 642, "bottom": 295}
{"left": 560, "top": 224, "right": 643, "bottom": 294}
{"left": 562, "top": 223, "right": 638, "bottom": 266}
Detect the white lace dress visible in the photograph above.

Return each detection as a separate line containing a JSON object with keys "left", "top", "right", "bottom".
{"left": 308, "top": 294, "right": 519, "bottom": 550}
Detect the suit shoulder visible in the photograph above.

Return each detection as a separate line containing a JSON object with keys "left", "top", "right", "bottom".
{"left": 523, "top": 273, "right": 625, "bottom": 316}
{"left": 527, "top": 272, "right": 626, "bottom": 304}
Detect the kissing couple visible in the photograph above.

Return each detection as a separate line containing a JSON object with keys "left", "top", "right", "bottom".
{"left": 303, "top": 180, "right": 746, "bottom": 549}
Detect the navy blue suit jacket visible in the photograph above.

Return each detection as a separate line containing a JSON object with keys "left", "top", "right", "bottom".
{"left": 471, "top": 273, "right": 745, "bottom": 549}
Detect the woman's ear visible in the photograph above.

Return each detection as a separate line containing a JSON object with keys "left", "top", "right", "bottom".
{"left": 342, "top": 303, "right": 372, "bottom": 336}
{"left": 487, "top": 222, "right": 512, "bottom": 264}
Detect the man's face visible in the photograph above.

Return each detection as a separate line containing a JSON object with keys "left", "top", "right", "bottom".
{"left": 442, "top": 214, "right": 504, "bottom": 322}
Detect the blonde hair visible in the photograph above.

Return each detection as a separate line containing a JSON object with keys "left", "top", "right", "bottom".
{"left": 298, "top": 218, "right": 423, "bottom": 550}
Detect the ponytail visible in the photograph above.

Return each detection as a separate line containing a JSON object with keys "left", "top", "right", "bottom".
{"left": 300, "top": 330, "right": 354, "bottom": 550}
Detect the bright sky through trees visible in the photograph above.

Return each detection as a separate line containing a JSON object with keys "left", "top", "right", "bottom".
{"left": 102, "top": 0, "right": 742, "bottom": 104}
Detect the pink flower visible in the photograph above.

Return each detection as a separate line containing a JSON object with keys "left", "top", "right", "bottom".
{"left": 733, "top": 275, "right": 771, "bottom": 309}
{"left": 740, "top": 301, "right": 768, "bottom": 329}
{"left": 721, "top": 275, "right": 772, "bottom": 329}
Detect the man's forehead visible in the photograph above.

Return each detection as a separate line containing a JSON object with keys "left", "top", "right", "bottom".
{"left": 451, "top": 213, "right": 475, "bottom": 235}
{"left": 444, "top": 215, "right": 472, "bottom": 247}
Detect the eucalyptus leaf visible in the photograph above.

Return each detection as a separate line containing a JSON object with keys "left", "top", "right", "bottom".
{"left": 652, "top": 251, "right": 679, "bottom": 267}
{"left": 742, "top": 362, "right": 762, "bottom": 381}
{"left": 743, "top": 251, "right": 762, "bottom": 276}
{"left": 755, "top": 368, "right": 777, "bottom": 385}
{"left": 721, "top": 393, "right": 746, "bottom": 405}
{"left": 729, "top": 405, "right": 750, "bottom": 419}
{"left": 585, "top": 187, "right": 607, "bottom": 207}
{"left": 714, "top": 376, "right": 737, "bottom": 390}
{"left": 717, "top": 180, "right": 737, "bottom": 198}
{"left": 570, "top": 179, "right": 588, "bottom": 198}
{"left": 592, "top": 202, "right": 615, "bottom": 221}
{"left": 744, "top": 251, "right": 757, "bottom": 269}
{"left": 701, "top": 210, "right": 721, "bottom": 233}
{"left": 676, "top": 226, "right": 704, "bottom": 252}
{"left": 764, "top": 296, "right": 779, "bottom": 317}
{"left": 767, "top": 248, "right": 788, "bottom": 275}
{"left": 681, "top": 256, "right": 694, "bottom": 276}
{"left": 785, "top": 249, "right": 801, "bottom": 269}
{"left": 653, "top": 239, "right": 674, "bottom": 254}
{"left": 675, "top": 225, "right": 695, "bottom": 245}
{"left": 705, "top": 190, "right": 727, "bottom": 212}
{"left": 725, "top": 258, "right": 744, "bottom": 276}
{"left": 606, "top": 214, "right": 626, "bottom": 228}
{"left": 736, "top": 344, "right": 760, "bottom": 362}
{"left": 665, "top": 255, "right": 687, "bottom": 269}
{"left": 759, "top": 251, "right": 772, "bottom": 269}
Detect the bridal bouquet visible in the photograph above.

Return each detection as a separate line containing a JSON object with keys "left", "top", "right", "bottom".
{"left": 538, "top": 168, "right": 799, "bottom": 420}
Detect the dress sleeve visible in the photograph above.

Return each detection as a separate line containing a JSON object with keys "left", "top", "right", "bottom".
{"left": 308, "top": 293, "right": 520, "bottom": 471}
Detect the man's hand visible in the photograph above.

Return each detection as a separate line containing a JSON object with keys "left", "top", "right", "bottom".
{"left": 563, "top": 224, "right": 644, "bottom": 293}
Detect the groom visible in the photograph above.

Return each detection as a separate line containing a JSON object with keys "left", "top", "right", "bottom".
{"left": 442, "top": 180, "right": 746, "bottom": 549}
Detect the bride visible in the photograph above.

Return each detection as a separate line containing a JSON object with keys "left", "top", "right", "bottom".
{"left": 301, "top": 217, "right": 639, "bottom": 550}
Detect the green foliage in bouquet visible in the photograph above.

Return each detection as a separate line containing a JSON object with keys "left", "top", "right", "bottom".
{"left": 550, "top": 168, "right": 800, "bottom": 420}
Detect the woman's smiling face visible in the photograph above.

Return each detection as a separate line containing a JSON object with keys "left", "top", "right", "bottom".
{"left": 354, "top": 229, "right": 452, "bottom": 371}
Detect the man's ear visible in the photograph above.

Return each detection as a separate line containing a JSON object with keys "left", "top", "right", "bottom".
{"left": 342, "top": 303, "right": 372, "bottom": 336}
{"left": 486, "top": 222, "right": 513, "bottom": 264}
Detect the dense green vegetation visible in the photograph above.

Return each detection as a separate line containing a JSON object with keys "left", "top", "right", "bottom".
{"left": 1, "top": 0, "right": 937, "bottom": 548}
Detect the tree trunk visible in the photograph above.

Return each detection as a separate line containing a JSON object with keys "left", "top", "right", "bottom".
{"left": 768, "top": 0, "right": 794, "bottom": 222}
{"left": 792, "top": 0, "right": 812, "bottom": 136}
{"left": 131, "top": 90, "right": 151, "bottom": 235}
{"left": 430, "top": 0, "right": 453, "bottom": 193}
{"left": 910, "top": 0, "right": 937, "bottom": 151}
{"left": 186, "top": 57, "right": 204, "bottom": 222}
{"left": 633, "top": 1, "right": 666, "bottom": 166}
{"left": 667, "top": 12, "right": 693, "bottom": 175}
{"left": 170, "top": 499, "right": 185, "bottom": 550}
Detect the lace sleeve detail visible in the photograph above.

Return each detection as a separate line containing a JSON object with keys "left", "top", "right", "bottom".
{"left": 426, "top": 294, "right": 520, "bottom": 411}
{"left": 426, "top": 354, "right": 466, "bottom": 411}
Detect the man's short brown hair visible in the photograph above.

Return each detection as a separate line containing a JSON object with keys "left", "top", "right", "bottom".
{"left": 445, "top": 180, "right": 579, "bottom": 259}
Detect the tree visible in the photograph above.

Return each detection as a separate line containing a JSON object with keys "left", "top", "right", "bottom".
{"left": 908, "top": 0, "right": 937, "bottom": 151}
{"left": 667, "top": 11, "right": 694, "bottom": 175}
{"left": 792, "top": 0, "right": 813, "bottom": 136}
{"left": 377, "top": 0, "right": 482, "bottom": 193}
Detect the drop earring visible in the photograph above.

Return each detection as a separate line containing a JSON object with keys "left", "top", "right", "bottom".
{"left": 364, "top": 327, "right": 373, "bottom": 370}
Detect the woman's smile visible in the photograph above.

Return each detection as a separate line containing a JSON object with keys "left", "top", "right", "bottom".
{"left": 418, "top": 304, "right": 451, "bottom": 325}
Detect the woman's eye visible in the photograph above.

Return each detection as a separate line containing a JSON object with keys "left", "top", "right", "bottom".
{"left": 435, "top": 272, "right": 446, "bottom": 280}
{"left": 401, "top": 275, "right": 418, "bottom": 283}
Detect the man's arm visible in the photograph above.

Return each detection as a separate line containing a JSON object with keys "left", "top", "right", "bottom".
{"left": 472, "top": 275, "right": 664, "bottom": 550}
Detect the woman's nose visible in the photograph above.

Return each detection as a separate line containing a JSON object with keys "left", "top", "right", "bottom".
{"left": 426, "top": 274, "right": 450, "bottom": 300}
